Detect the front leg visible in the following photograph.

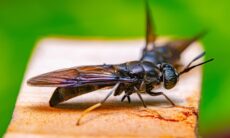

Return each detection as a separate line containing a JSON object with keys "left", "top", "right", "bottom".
{"left": 146, "top": 91, "right": 175, "bottom": 106}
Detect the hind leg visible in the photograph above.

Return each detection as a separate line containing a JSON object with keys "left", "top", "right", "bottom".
{"left": 76, "top": 83, "right": 120, "bottom": 125}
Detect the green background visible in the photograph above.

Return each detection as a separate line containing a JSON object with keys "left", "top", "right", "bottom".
{"left": 0, "top": 0, "right": 229, "bottom": 136}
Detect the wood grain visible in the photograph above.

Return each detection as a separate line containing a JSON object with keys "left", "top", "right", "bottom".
{"left": 5, "top": 38, "right": 203, "bottom": 138}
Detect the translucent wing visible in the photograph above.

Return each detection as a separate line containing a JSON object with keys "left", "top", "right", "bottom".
{"left": 166, "top": 31, "right": 207, "bottom": 54}
{"left": 144, "top": 0, "right": 156, "bottom": 51}
{"left": 27, "top": 65, "right": 134, "bottom": 87}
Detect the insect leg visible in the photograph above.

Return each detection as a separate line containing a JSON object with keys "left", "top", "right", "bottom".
{"left": 147, "top": 91, "right": 175, "bottom": 106}
{"left": 127, "top": 95, "right": 131, "bottom": 103}
{"left": 121, "top": 95, "right": 126, "bottom": 102}
{"left": 121, "top": 95, "right": 131, "bottom": 103}
{"left": 134, "top": 87, "right": 147, "bottom": 108}
{"left": 76, "top": 82, "right": 120, "bottom": 125}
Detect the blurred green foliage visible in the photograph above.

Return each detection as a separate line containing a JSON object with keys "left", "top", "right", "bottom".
{"left": 0, "top": 0, "right": 229, "bottom": 136}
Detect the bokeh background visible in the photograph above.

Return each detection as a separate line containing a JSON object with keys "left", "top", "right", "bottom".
{"left": 0, "top": 0, "right": 229, "bottom": 137}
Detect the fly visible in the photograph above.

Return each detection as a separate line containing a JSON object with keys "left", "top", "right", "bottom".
{"left": 27, "top": 1, "right": 214, "bottom": 125}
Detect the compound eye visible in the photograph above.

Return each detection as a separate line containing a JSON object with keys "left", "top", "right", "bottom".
{"left": 164, "top": 76, "right": 178, "bottom": 89}
{"left": 163, "top": 65, "right": 178, "bottom": 89}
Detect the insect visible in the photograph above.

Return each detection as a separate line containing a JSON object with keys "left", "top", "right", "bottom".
{"left": 27, "top": 1, "right": 213, "bottom": 125}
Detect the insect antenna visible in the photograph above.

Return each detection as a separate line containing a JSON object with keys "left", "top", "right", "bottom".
{"left": 179, "top": 52, "right": 214, "bottom": 76}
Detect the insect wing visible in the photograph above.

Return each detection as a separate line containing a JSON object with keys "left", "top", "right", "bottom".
{"left": 144, "top": 1, "right": 156, "bottom": 50}
{"left": 166, "top": 31, "right": 207, "bottom": 53}
{"left": 27, "top": 65, "right": 134, "bottom": 87}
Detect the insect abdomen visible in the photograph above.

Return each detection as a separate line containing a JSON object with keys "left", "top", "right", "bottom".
{"left": 49, "top": 85, "right": 108, "bottom": 106}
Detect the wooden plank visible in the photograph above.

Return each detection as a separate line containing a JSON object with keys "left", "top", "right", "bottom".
{"left": 5, "top": 38, "right": 203, "bottom": 138}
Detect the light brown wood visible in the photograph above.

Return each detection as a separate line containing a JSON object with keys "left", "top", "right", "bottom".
{"left": 5, "top": 38, "right": 203, "bottom": 138}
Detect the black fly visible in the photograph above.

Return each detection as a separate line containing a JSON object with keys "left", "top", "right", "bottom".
{"left": 27, "top": 1, "right": 213, "bottom": 125}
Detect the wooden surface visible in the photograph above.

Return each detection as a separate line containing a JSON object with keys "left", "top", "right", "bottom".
{"left": 5, "top": 38, "right": 203, "bottom": 138}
